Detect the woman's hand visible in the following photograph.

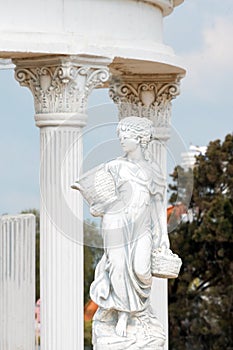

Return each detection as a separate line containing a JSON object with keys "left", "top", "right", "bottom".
{"left": 90, "top": 203, "right": 105, "bottom": 217}
{"left": 159, "top": 233, "right": 170, "bottom": 250}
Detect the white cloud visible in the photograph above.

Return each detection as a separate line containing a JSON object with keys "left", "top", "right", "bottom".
{"left": 182, "top": 16, "right": 233, "bottom": 100}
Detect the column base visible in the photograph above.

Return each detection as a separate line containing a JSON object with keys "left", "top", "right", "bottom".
{"left": 92, "top": 308, "right": 166, "bottom": 350}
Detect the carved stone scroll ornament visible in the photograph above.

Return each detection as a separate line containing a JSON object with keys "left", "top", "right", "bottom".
{"left": 14, "top": 59, "right": 109, "bottom": 127}
{"left": 109, "top": 79, "right": 180, "bottom": 129}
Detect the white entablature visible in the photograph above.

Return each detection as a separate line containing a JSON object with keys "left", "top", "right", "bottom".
{"left": 0, "top": 0, "right": 184, "bottom": 75}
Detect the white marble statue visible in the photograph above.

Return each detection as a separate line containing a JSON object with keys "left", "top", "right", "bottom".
{"left": 72, "top": 116, "right": 176, "bottom": 349}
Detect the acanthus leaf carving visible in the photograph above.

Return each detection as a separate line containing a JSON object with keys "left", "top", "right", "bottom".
{"left": 15, "top": 62, "right": 109, "bottom": 117}
{"left": 109, "top": 79, "right": 180, "bottom": 131}
{"left": 79, "top": 67, "right": 110, "bottom": 112}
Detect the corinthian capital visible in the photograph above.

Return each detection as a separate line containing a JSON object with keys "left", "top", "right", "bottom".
{"left": 109, "top": 74, "right": 181, "bottom": 133}
{"left": 14, "top": 56, "right": 110, "bottom": 127}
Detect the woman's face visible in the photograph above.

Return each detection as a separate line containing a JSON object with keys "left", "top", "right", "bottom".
{"left": 119, "top": 133, "right": 140, "bottom": 153}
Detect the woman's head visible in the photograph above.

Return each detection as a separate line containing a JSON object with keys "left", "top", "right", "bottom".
{"left": 117, "top": 116, "right": 154, "bottom": 148}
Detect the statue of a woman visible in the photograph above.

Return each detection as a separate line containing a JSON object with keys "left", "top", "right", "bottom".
{"left": 73, "top": 116, "right": 170, "bottom": 349}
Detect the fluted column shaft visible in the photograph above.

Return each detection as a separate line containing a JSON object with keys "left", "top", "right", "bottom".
{"left": 0, "top": 214, "right": 35, "bottom": 350}
{"left": 14, "top": 56, "right": 110, "bottom": 350}
{"left": 39, "top": 126, "right": 84, "bottom": 350}
{"left": 109, "top": 73, "right": 181, "bottom": 350}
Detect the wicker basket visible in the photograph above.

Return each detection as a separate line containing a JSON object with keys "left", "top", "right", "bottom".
{"left": 71, "top": 163, "right": 117, "bottom": 206}
{"left": 151, "top": 248, "right": 182, "bottom": 279}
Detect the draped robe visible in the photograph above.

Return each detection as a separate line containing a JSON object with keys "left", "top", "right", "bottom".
{"left": 90, "top": 157, "right": 166, "bottom": 313}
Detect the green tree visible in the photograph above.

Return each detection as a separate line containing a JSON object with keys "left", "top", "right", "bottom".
{"left": 84, "top": 219, "right": 103, "bottom": 304}
{"left": 168, "top": 134, "right": 233, "bottom": 350}
{"left": 83, "top": 220, "right": 103, "bottom": 349}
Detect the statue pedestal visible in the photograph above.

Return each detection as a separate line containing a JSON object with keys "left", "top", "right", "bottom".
{"left": 93, "top": 308, "right": 165, "bottom": 350}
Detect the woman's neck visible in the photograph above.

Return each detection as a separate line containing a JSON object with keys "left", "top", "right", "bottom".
{"left": 126, "top": 148, "right": 144, "bottom": 162}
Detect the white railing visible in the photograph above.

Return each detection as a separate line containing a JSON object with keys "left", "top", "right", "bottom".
{"left": 0, "top": 214, "right": 35, "bottom": 350}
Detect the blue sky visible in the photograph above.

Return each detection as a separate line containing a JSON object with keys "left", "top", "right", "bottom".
{"left": 0, "top": 0, "right": 232, "bottom": 215}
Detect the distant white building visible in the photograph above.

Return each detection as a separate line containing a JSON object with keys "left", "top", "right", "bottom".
{"left": 181, "top": 145, "right": 207, "bottom": 169}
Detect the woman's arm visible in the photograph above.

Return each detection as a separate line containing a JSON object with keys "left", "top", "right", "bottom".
{"left": 152, "top": 194, "right": 170, "bottom": 249}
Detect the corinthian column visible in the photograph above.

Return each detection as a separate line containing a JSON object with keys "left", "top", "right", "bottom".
{"left": 14, "top": 56, "right": 110, "bottom": 350}
{"left": 109, "top": 73, "right": 181, "bottom": 349}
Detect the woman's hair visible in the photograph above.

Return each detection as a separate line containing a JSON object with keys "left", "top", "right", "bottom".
{"left": 117, "top": 116, "right": 154, "bottom": 147}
